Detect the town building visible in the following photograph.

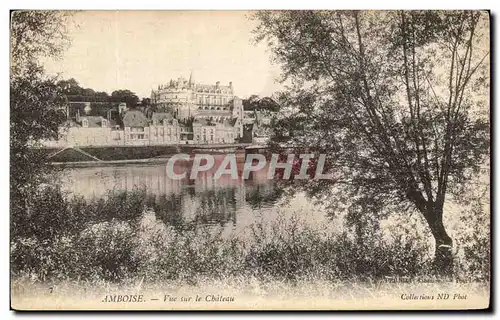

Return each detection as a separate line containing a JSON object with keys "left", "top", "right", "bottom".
{"left": 121, "top": 110, "right": 183, "bottom": 145}
{"left": 58, "top": 115, "right": 121, "bottom": 147}
{"left": 52, "top": 103, "right": 269, "bottom": 148}
{"left": 149, "top": 112, "right": 181, "bottom": 144}
{"left": 122, "top": 110, "right": 150, "bottom": 145}
{"left": 192, "top": 118, "right": 238, "bottom": 144}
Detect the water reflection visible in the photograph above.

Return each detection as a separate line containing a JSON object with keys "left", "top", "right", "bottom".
{"left": 59, "top": 156, "right": 285, "bottom": 228}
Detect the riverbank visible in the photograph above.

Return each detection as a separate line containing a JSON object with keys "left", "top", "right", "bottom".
{"left": 41, "top": 144, "right": 251, "bottom": 164}
{"left": 50, "top": 151, "right": 249, "bottom": 168}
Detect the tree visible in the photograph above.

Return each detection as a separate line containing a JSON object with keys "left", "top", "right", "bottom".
{"left": 57, "top": 78, "right": 82, "bottom": 95}
{"left": 253, "top": 10, "right": 489, "bottom": 273}
{"left": 95, "top": 91, "right": 110, "bottom": 102}
{"left": 111, "top": 89, "right": 139, "bottom": 107}
{"left": 243, "top": 95, "right": 281, "bottom": 112}
{"left": 11, "top": 11, "right": 71, "bottom": 77}
{"left": 82, "top": 88, "right": 96, "bottom": 97}
{"left": 10, "top": 11, "right": 71, "bottom": 237}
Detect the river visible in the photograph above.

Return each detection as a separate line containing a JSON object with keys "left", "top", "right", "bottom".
{"left": 58, "top": 155, "right": 336, "bottom": 235}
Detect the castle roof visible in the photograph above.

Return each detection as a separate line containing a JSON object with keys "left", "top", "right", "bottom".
{"left": 153, "top": 73, "right": 234, "bottom": 94}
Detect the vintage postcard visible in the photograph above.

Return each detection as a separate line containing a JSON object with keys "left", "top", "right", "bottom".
{"left": 10, "top": 10, "right": 490, "bottom": 310}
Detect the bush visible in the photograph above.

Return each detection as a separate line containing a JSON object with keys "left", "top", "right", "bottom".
{"left": 76, "top": 220, "right": 139, "bottom": 282}
{"left": 454, "top": 200, "right": 490, "bottom": 282}
{"left": 244, "top": 216, "right": 432, "bottom": 282}
{"left": 11, "top": 185, "right": 85, "bottom": 241}
{"left": 11, "top": 188, "right": 151, "bottom": 282}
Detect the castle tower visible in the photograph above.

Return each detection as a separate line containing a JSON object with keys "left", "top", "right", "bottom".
{"left": 188, "top": 70, "right": 195, "bottom": 87}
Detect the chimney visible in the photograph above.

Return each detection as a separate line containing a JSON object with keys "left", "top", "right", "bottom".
{"left": 216, "top": 81, "right": 220, "bottom": 88}
{"left": 229, "top": 82, "right": 233, "bottom": 88}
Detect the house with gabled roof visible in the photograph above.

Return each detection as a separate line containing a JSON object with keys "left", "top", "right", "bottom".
{"left": 122, "top": 110, "right": 150, "bottom": 145}
{"left": 149, "top": 112, "right": 180, "bottom": 144}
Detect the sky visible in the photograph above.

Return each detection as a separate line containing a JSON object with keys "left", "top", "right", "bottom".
{"left": 43, "top": 11, "right": 283, "bottom": 99}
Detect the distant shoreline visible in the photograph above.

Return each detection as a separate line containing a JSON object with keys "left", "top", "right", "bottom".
{"left": 50, "top": 150, "right": 248, "bottom": 168}
{"left": 40, "top": 144, "right": 254, "bottom": 166}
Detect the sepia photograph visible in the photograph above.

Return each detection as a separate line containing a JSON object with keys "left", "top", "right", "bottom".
{"left": 9, "top": 9, "right": 491, "bottom": 311}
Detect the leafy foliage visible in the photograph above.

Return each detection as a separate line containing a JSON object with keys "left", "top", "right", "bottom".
{"left": 10, "top": 11, "right": 71, "bottom": 237}
{"left": 242, "top": 95, "right": 281, "bottom": 112}
{"left": 10, "top": 11, "right": 71, "bottom": 77}
{"left": 252, "top": 11, "right": 490, "bottom": 266}
{"left": 57, "top": 78, "right": 140, "bottom": 106}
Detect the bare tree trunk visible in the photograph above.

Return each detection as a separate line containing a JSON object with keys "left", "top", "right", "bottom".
{"left": 423, "top": 207, "right": 453, "bottom": 277}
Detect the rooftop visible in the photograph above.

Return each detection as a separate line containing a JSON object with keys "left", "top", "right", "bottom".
{"left": 76, "top": 116, "right": 117, "bottom": 128}
{"left": 122, "top": 110, "right": 149, "bottom": 127}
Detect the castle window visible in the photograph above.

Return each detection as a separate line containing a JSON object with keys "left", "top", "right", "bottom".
{"left": 102, "top": 119, "right": 108, "bottom": 128}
